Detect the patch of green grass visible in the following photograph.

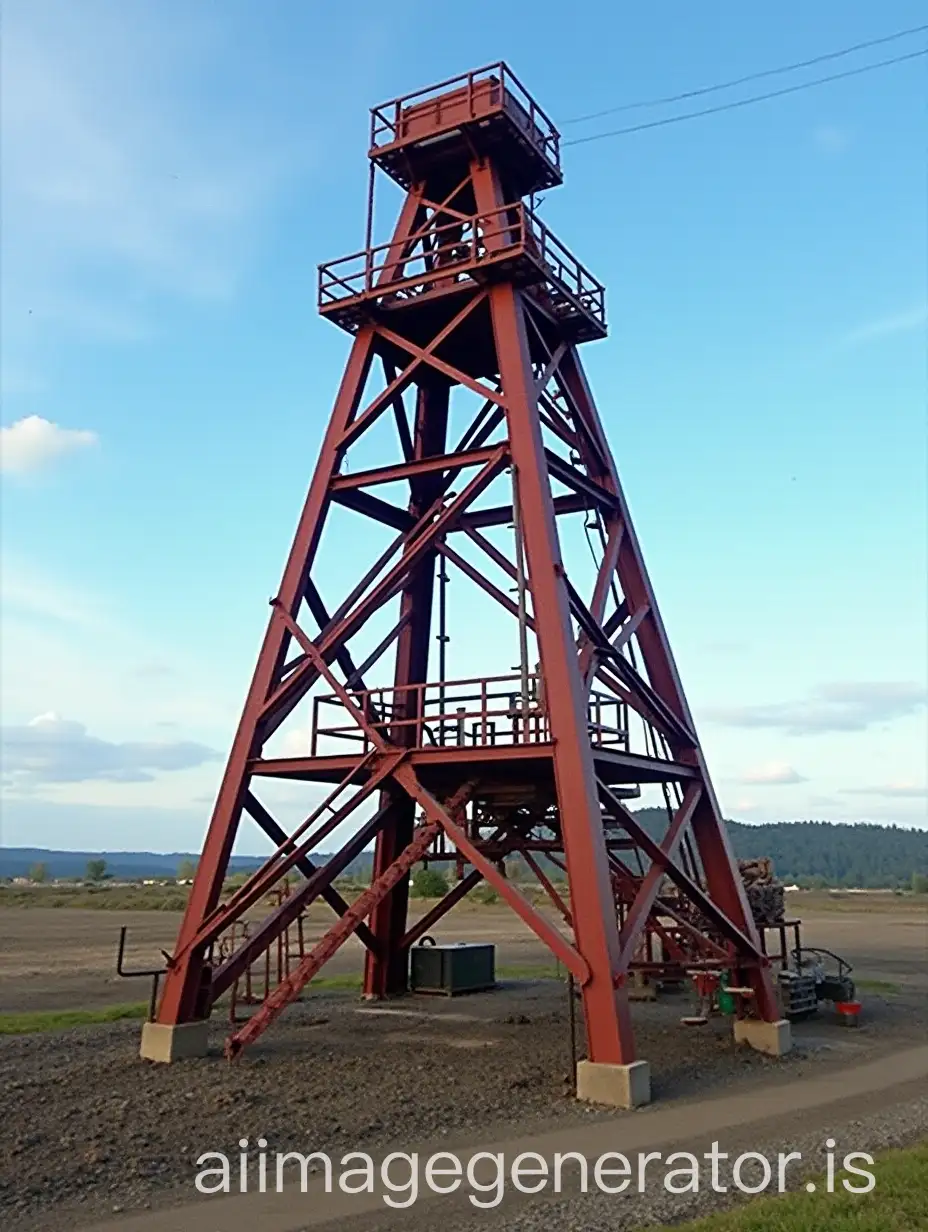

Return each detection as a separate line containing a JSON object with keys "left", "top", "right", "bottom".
{"left": 309, "top": 972, "right": 363, "bottom": 990}
{"left": 0, "top": 1003, "right": 149, "bottom": 1036}
{"left": 0, "top": 885, "right": 189, "bottom": 911}
{"left": 497, "top": 963, "right": 561, "bottom": 981}
{"left": 855, "top": 978, "right": 902, "bottom": 995}
{"left": 654, "top": 1142, "right": 928, "bottom": 1231}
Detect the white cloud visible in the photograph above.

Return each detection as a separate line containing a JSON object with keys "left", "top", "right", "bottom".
{"left": 740, "top": 761, "right": 808, "bottom": 786}
{"left": 1, "top": 415, "right": 97, "bottom": 474}
{"left": 1, "top": 712, "right": 221, "bottom": 786}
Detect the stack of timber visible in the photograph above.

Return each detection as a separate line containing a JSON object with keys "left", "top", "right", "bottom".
{"left": 739, "top": 857, "right": 785, "bottom": 925}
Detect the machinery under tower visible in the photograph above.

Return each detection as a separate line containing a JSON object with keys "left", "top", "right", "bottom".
{"left": 144, "top": 64, "right": 790, "bottom": 1104}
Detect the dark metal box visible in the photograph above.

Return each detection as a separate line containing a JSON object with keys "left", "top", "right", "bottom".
{"left": 409, "top": 942, "right": 496, "bottom": 995}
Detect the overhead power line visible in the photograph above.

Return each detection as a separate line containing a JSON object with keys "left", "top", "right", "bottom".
{"left": 563, "top": 48, "right": 928, "bottom": 148}
{"left": 563, "top": 23, "right": 928, "bottom": 124}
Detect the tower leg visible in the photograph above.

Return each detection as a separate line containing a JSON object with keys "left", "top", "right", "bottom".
{"left": 364, "top": 381, "right": 449, "bottom": 998}
{"left": 489, "top": 279, "right": 637, "bottom": 1069}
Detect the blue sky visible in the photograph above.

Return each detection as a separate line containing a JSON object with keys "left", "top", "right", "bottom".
{"left": 1, "top": 0, "right": 926, "bottom": 853}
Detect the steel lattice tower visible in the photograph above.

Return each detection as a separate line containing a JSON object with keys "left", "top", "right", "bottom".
{"left": 143, "top": 65, "right": 790, "bottom": 1104}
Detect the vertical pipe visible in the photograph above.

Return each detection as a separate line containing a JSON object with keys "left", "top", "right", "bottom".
{"left": 567, "top": 972, "right": 578, "bottom": 1092}
{"left": 364, "top": 160, "right": 376, "bottom": 292}
{"left": 510, "top": 465, "right": 531, "bottom": 738}
{"left": 437, "top": 555, "right": 449, "bottom": 742}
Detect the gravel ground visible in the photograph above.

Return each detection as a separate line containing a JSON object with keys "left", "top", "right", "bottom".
{"left": 345, "top": 1097, "right": 928, "bottom": 1231}
{"left": 2, "top": 980, "right": 924, "bottom": 1231}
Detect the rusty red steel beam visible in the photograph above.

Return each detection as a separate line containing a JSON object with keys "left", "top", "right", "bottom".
{"left": 375, "top": 321, "right": 508, "bottom": 412}
{"left": 607, "top": 848, "right": 732, "bottom": 965}
{"left": 533, "top": 341, "right": 568, "bottom": 398}
{"left": 345, "top": 611, "right": 411, "bottom": 690}
{"left": 266, "top": 617, "right": 561, "bottom": 985}
{"left": 544, "top": 450, "right": 620, "bottom": 513}
{"left": 459, "top": 492, "right": 587, "bottom": 530}
{"left": 226, "top": 818, "right": 444, "bottom": 1055}
{"left": 261, "top": 527, "right": 411, "bottom": 722}
{"left": 210, "top": 804, "right": 393, "bottom": 1003}
{"left": 187, "top": 749, "right": 380, "bottom": 947}
{"left": 437, "top": 542, "right": 535, "bottom": 630}
{"left": 330, "top": 446, "right": 501, "bottom": 492}
{"left": 242, "top": 792, "right": 380, "bottom": 956}
{"left": 599, "top": 781, "right": 765, "bottom": 963}
{"left": 257, "top": 448, "right": 509, "bottom": 737}
{"left": 579, "top": 520, "right": 625, "bottom": 686}
{"left": 381, "top": 358, "right": 414, "bottom": 463}
{"left": 615, "top": 782, "right": 702, "bottom": 974}
{"left": 186, "top": 753, "right": 403, "bottom": 956}
{"left": 522, "top": 849, "right": 572, "bottom": 927}
{"left": 452, "top": 397, "right": 504, "bottom": 454}
{"left": 331, "top": 488, "right": 413, "bottom": 531}
{"left": 612, "top": 604, "right": 650, "bottom": 654}
{"left": 393, "top": 763, "right": 589, "bottom": 983}
{"left": 566, "top": 579, "right": 695, "bottom": 747}
{"left": 373, "top": 182, "right": 425, "bottom": 288}
{"left": 401, "top": 869, "right": 484, "bottom": 950}
{"left": 303, "top": 579, "right": 381, "bottom": 717}
{"left": 341, "top": 292, "right": 488, "bottom": 450}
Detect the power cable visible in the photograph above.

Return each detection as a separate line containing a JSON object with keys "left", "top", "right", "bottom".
{"left": 563, "top": 48, "right": 928, "bottom": 147}
{"left": 563, "top": 23, "right": 928, "bottom": 124}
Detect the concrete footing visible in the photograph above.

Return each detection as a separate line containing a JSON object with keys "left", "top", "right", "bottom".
{"left": 628, "top": 972, "right": 658, "bottom": 1002}
{"left": 733, "top": 1017, "right": 792, "bottom": 1057}
{"left": 576, "top": 1059, "right": 651, "bottom": 1109}
{"left": 140, "top": 1020, "right": 209, "bottom": 1063}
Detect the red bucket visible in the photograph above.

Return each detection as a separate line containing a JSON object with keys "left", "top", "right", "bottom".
{"left": 835, "top": 1000, "right": 862, "bottom": 1026}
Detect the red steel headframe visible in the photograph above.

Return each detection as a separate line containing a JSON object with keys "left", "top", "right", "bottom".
{"left": 153, "top": 63, "right": 779, "bottom": 1069}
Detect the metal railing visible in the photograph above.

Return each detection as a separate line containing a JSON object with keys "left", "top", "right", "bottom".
{"left": 522, "top": 209, "right": 606, "bottom": 325}
{"left": 369, "top": 63, "right": 560, "bottom": 171}
{"left": 318, "top": 202, "right": 606, "bottom": 332}
{"left": 309, "top": 674, "right": 627, "bottom": 756}
{"left": 318, "top": 204, "right": 525, "bottom": 309}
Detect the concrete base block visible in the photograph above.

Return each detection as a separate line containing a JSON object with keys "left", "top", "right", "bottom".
{"left": 628, "top": 985, "right": 658, "bottom": 1002}
{"left": 576, "top": 1059, "right": 651, "bottom": 1109}
{"left": 733, "top": 1017, "right": 792, "bottom": 1057}
{"left": 140, "top": 1020, "right": 209, "bottom": 1063}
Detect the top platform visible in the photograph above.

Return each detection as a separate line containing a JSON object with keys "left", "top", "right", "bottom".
{"left": 369, "top": 64, "right": 563, "bottom": 198}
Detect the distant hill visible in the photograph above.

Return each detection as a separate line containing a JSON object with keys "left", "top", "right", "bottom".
{"left": 2, "top": 815, "right": 925, "bottom": 888}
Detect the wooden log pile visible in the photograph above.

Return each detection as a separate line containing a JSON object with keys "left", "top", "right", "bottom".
{"left": 739, "top": 857, "right": 785, "bottom": 925}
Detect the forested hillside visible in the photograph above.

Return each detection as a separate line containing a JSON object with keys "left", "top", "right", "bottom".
{"left": 4, "top": 815, "right": 926, "bottom": 887}
{"left": 632, "top": 810, "right": 927, "bottom": 888}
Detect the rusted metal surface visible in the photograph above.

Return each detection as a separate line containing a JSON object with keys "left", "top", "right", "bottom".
{"left": 154, "top": 65, "right": 780, "bottom": 1069}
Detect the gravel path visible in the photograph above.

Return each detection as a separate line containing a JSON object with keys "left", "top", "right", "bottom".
{"left": 2, "top": 981, "right": 924, "bottom": 1230}
{"left": 337, "top": 1095, "right": 928, "bottom": 1232}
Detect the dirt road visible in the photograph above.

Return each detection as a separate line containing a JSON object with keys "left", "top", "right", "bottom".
{"left": 74, "top": 1045, "right": 928, "bottom": 1232}
{"left": 2, "top": 896, "right": 925, "bottom": 1014}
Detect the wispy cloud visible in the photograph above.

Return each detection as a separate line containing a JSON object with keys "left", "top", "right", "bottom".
{"left": 707, "top": 681, "right": 927, "bottom": 736}
{"left": 842, "top": 782, "right": 928, "bottom": 800}
{"left": 0, "top": 1, "right": 309, "bottom": 374}
{"left": 1, "top": 712, "right": 221, "bottom": 787}
{"left": 1, "top": 415, "right": 97, "bottom": 474}
{"left": 740, "top": 761, "right": 808, "bottom": 786}
{"left": 841, "top": 303, "right": 928, "bottom": 348}
{"left": 0, "top": 557, "right": 112, "bottom": 630}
